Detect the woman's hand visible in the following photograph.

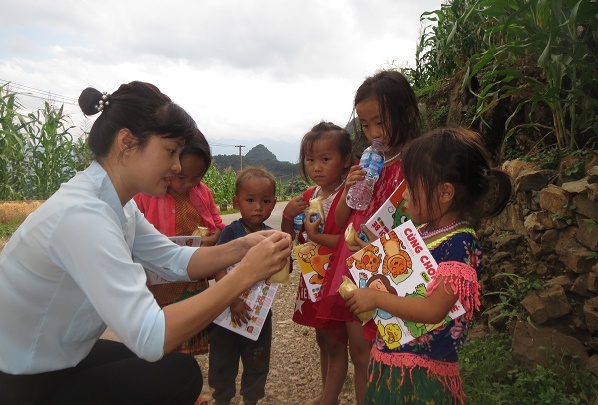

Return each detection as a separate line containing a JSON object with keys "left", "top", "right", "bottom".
{"left": 240, "top": 229, "right": 281, "bottom": 251}
{"left": 236, "top": 231, "right": 292, "bottom": 283}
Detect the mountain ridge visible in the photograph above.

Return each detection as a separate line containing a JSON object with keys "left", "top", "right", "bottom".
{"left": 212, "top": 144, "right": 299, "bottom": 181}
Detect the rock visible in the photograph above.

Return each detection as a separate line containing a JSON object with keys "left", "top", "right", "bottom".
{"left": 512, "top": 321, "right": 588, "bottom": 367}
{"left": 576, "top": 213, "right": 598, "bottom": 251}
{"left": 584, "top": 297, "right": 598, "bottom": 334}
{"left": 521, "top": 284, "right": 571, "bottom": 324}
{"left": 521, "top": 292, "right": 549, "bottom": 324}
{"left": 514, "top": 169, "right": 554, "bottom": 192}
{"left": 539, "top": 185, "right": 570, "bottom": 216}
{"left": 537, "top": 284, "right": 571, "bottom": 318}
{"left": 544, "top": 275, "right": 575, "bottom": 290}
{"left": 573, "top": 193, "right": 598, "bottom": 220}
{"left": 525, "top": 211, "right": 567, "bottom": 231}
{"left": 502, "top": 160, "right": 538, "bottom": 179}
{"left": 561, "top": 178, "right": 589, "bottom": 194}
{"left": 572, "top": 273, "right": 598, "bottom": 296}
{"left": 587, "top": 166, "right": 598, "bottom": 184}
{"left": 555, "top": 227, "right": 596, "bottom": 273}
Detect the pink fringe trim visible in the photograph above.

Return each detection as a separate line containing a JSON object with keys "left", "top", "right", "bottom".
{"left": 427, "top": 261, "right": 481, "bottom": 322}
{"left": 369, "top": 347, "right": 465, "bottom": 405}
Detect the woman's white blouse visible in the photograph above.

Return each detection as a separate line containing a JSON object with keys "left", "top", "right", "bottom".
{"left": 0, "top": 161, "right": 197, "bottom": 374}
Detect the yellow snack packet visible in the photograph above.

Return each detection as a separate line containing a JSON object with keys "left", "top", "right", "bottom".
{"left": 269, "top": 257, "right": 291, "bottom": 284}
{"left": 306, "top": 197, "right": 325, "bottom": 233}
{"left": 191, "top": 226, "right": 210, "bottom": 237}
{"left": 337, "top": 275, "right": 375, "bottom": 323}
{"left": 344, "top": 223, "right": 359, "bottom": 247}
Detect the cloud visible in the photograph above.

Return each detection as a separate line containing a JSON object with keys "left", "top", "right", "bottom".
{"left": 0, "top": 0, "right": 444, "bottom": 162}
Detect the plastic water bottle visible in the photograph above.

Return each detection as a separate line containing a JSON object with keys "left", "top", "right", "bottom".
{"left": 346, "top": 140, "right": 385, "bottom": 210}
{"left": 293, "top": 213, "right": 306, "bottom": 234}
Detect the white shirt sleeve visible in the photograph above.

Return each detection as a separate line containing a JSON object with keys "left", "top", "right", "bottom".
{"left": 48, "top": 201, "right": 195, "bottom": 361}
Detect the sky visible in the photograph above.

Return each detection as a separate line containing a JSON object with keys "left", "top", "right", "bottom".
{"left": 0, "top": 0, "right": 445, "bottom": 163}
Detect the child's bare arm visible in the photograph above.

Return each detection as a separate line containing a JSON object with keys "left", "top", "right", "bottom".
{"left": 200, "top": 228, "right": 222, "bottom": 246}
{"left": 344, "top": 277, "right": 458, "bottom": 325}
{"left": 281, "top": 195, "right": 309, "bottom": 238}
{"left": 229, "top": 298, "right": 251, "bottom": 325}
{"left": 303, "top": 215, "right": 339, "bottom": 249}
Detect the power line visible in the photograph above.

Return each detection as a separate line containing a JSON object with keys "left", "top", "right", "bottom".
{"left": 208, "top": 141, "right": 244, "bottom": 148}
{"left": 0, "top": 79, "right": 78, "bottom": 106}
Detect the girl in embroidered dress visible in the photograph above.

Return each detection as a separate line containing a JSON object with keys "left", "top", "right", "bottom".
{"left": 134, "top": 130, "right": 225, "bottom": 356}
{"left": 343, "top": 126, "right": 512, "bottom": 404}
{"left": 281, "top": 122, "right": 352, "bottom": 405}
{"left": 316, "top": 70, "right": 422, "bottom": 405}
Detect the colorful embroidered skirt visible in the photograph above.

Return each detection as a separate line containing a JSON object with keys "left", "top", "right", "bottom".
{"left": 366, "top": 348, "right": 464, "bottom": 405}
{"left": 149, "top": 280, "right": 210, "bottom": 355}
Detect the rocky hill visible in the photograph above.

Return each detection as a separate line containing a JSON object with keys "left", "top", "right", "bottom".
{"left": 212, "top": 144, "right": 299, "bottom": 181}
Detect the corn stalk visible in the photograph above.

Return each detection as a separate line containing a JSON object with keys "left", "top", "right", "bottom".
{"left": 0, "top": 84, "right": 92, "bottom": 200}
{"left": 463, "top": 0, "right": 598, "bottom": 150}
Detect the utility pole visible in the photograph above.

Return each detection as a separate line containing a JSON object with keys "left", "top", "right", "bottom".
{"left": 277, "top": 175, "right": 283, "bottom": 200}
{"left": 235, "top": 145, "right": 245, "bottom": 170}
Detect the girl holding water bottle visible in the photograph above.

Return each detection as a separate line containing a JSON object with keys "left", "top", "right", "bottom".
{"left": 281, "top": 122, "right": 353, "bottom": 405}
{"left": 316, "top": 70, "right": 422, "bottom": 405}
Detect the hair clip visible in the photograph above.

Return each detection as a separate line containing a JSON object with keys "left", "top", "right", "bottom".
{"left": 94, "top": 92, "right": 111, "bottom": 112}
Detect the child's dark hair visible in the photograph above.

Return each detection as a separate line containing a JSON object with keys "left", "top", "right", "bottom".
{"left": 402, "top": 126, "right": 512, "bottom": 226}
{"left": 78, "top": 81, "right": 198, "bottom": 159}
{"left": 354, "top": 70, "right": 421, "bottom": 151}
{"left": 181, "top": 129, "right": 212, "bottom": 177}
{"left": 298, "top": 121, "right": 353, "bottom": 183}
{"left": 235, "top": 167, "right": 277, "bottom": 196}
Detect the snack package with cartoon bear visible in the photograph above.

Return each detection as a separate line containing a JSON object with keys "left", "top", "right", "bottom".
{"left": 338, "top": 275, "right": 375, "bottom": 323}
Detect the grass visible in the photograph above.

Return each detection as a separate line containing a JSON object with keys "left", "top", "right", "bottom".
{"left": 0, "top": 221, "right": 20, "bottom": 238}
{"left": 460, "top": 332, "right": 597, "bottom": 404}
{"left": 0, "top": 201, "right": 43, "bottom": 223}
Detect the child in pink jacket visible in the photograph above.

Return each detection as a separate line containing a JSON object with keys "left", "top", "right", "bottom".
{"left": 134, "top": 130, "right": 225, "bottom": 354}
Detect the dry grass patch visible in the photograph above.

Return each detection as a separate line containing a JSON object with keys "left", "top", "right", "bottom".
{"left": 0, "top": 201, "right": 44, "bottom": 223}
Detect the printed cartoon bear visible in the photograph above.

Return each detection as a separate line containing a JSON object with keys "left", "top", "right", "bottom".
{"left": 379, "top": 231, "right": 413, "bottom": 283}
{"left": 346, "top": 244, "right": 381, "bottom": 274}
{"left": 296, "top": 242, "right": 333, "bottom": 284}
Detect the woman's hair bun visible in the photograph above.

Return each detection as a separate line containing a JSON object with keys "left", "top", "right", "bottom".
{"left": 78, "top": 87, "right": 103, "bottom": 116}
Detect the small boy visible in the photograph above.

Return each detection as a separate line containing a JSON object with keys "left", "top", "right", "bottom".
{"left": 208, "top": 167, "right": 277, "bottom": 405}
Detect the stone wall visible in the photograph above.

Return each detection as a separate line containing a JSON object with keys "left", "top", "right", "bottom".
{"left": 479, "top": 159, "right": 598, "bottom": 376}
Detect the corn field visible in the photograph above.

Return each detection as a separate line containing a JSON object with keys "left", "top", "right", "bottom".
{"left": 0, "top": 84, "right": 92, "bottom": 200}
